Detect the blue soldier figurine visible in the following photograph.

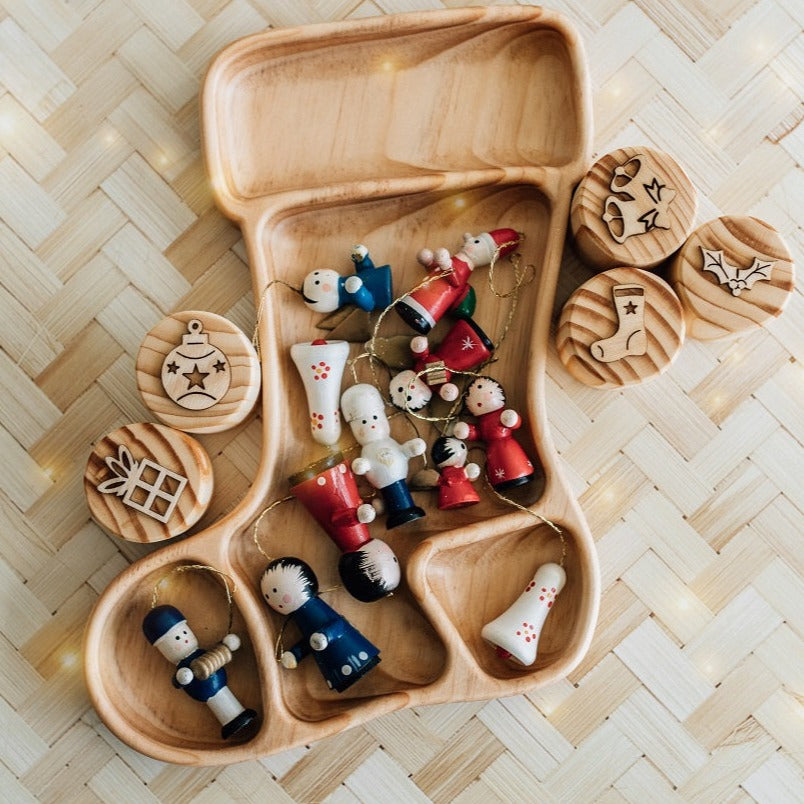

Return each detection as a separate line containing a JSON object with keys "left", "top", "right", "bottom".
{"left": 142, "top": 605, "right": 258, "bottom": 739}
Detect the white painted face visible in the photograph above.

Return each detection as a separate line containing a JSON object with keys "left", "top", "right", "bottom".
{"left": 302, "top": 269, "right": 340, "bottom": 312}
{"left": 465, "top": 378, "right": 505, "bottom": 414}
{"left": 261, "top": 563, "right": 313, "bottom": 614}
{"left": 460, "top": 232, "right": 493, "bottom": 266}
{"left": 153, "top": 620, "right": 198, "bottom": 663}
{"left": 389, "top": 370, "right": 432, "bottom": 411}
{"left": 348, "top": 409, "right": 390, "bottom": 444}
{"left": 436, "top": 437, "right": 468, "bottom": 468}
{"left": 358, "top": 539, "right": 401, "bottom": 590}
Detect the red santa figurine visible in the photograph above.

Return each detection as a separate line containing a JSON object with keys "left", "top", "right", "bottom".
{"left": 452, "top": 376, "right": 534, "bottom": 490}
{"left": 289, "top": 453, "right": 400, "bottom": 602}
{"left": 395, "top": 229, "right": 521, "bottom": 334}
{"left": 389, "top": 318, "right": 494, "bottom": 409}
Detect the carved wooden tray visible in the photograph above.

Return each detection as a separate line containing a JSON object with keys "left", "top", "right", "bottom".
{"left": 83, "top": 6, "right": 598, "bottom": 765}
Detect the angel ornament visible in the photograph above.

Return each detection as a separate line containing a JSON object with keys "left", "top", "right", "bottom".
{"left": 261, "top": 557, "right": 380, "bottom": 692}
{"left": 453, "top": 377, "right": 534, "bottom": 490}
{"left": 700, "top": 247, "right": 774, "bottom": 297}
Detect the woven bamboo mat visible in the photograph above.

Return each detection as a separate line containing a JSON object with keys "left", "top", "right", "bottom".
{"left": 1, "top": 0, "right": 802, "bottom": 801}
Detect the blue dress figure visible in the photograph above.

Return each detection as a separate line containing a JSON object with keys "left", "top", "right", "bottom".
{"left": 302, "top": 244, "right": 393, "bottom": 314}
{"left": 142, "top": 605, "right": 258, "bottom": 739}
{"left": 260, "top": 557, "right": 381, "bottom": 692}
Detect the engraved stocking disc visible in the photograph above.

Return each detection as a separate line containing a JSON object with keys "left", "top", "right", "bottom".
{"left": 570, "top": 146, "right": 697, "bottom": 271}
{"left": 84, "top": 422, "right": 214, "bottom": 542}
{"left": 137, "top": 311, "right": 261, "bottom": 434}
{"left": 669, "top": 215, "right": 795, "bottom": 340}
{"left": 556, "top": 267, "right": 685, "bottom": 389}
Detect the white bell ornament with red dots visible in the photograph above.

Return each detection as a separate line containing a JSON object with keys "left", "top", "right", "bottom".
{"left": 481, "top": 562, "right": 566, "bottom": 665}
{"left": 291, "top": 339, "right": 349, "bottom": 447}
{"left": 161, "top": 319, "right": 231, "bottom": 411}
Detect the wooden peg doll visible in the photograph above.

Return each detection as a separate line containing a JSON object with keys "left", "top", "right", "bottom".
{"left": 389, "top": 318, "right": 494, "bottom": 409}
{"left": 481, "top": 563, "right": 566, "bottom": 665}
{"left": 341, "top": 383, "right": 426, "bottom": 528}
{"left": 301, "top": 244, "right": 392, "bottom": 314}
{"left": 260, "top": 557, "right": 380, "bottom": 692}
{"left": 431, "top": 436, "right": 480, "bottom": 509}
{"left": 452, "top": 376, "right": 534, "bottom": 490}
{"left": 142, "top": 605, "right": 257, "bottom": 739}
{"left": 289, "top": 453, "right": 401, "bottom": 602}
{"left": 395, "top": 228, "right": 521, "bottom": 334}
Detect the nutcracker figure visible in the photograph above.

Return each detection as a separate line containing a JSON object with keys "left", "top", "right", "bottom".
{"left": 142, "top": 605, "right": 257, "bottom": 739}
{"left": 341, "top": 384, "right": 426, "bottom": 529}
{"left": 481, "top": 563, "right": 566, "bottom": 665}
{"left": 395, "top": 228, "right": 521, "bottom": 334}
{"left": 302, "top": 244, "right": 392, "bottom": 314}
{"left": 452, "top": 376, "right": 534, "bottom": 490}
{"left": 389, "top": 318, "right": 494, "bottom": 409}
{"left": 289, "top": 453, "right": 401, "bottom": 602}
{"left": 431, "top": 436, "right": 481, "bottom": 509}
{"left": 261, "top": 557, "right": 381, "bottom": 692}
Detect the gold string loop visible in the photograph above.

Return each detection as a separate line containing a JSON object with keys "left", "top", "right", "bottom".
{"left": 252, "top": 279, "right": 304, "bottom": 357}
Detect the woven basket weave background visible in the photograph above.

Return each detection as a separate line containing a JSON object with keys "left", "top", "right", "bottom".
{"left": 0, "top": 0, "right": 801, "bottom": 801}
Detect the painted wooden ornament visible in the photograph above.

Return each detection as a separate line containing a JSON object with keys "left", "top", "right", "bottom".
{"left": 431, "top": 436, "right": 480, "bottom": 509}
{"left": 669, "top": 216, "right": 795, "bottom": 340}
{"left": 84, "top": 422, "right": 213, "bottom": 542}
{"left": 389, "top": 318, "right": 494, "bottom": 409}
{"left": 290, "top": 339, "right": 350, "bottom": 447}
{"left": 289, "top": 453, "right": 401, "bottom": 602}
{"left": 556, "top": 267, "right": 685, "bottom": 389}
{"left": 302, "top": 244, "right": 392, "bottom": 314}
{"left": 341, "top": 384, "right": 426, "bottom": 528}
{"left": 136, "top": 310, "right": 261, "bottom": 433}
{"left": 453, "top": 377, "right": 534, "bottom": 490}
{"left": 481, "top": 562, "right": 566, "bottom": 665}
{"left": 395, "top": 228, "right": 521, "bottom": 334}
{"left": 142, "top": 605, "right": 258, "bottom": 739}
{"left": 261, "top": 557, "right": 381, "bottom": 692}
{"left": 571, "top": 146, "right": 697, "bottom": 271}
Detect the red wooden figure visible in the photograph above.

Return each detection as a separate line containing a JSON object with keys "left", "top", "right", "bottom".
{"left": 452, "top": 376, "right": 534, "bottom": 490}
{"left": 289, "top": 454, "right": 400, "bottom": 602}
{"left": 431, "top": 436, "right": 481, "bottom": 509}
{"left": 395, "top": 228, "right": 521, "bottom": 334}
{"left": 389, "top": 318, "right": 494, "bottom": 409}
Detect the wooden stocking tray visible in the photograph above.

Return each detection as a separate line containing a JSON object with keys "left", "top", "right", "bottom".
{"left": 83, "top": 6, "right": 599, "bottom": 765}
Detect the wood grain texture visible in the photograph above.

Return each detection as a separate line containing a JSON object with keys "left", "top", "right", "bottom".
{"left": 136, "top": 309, "right": 261, "bottom": 433}
{"left": 84, "top": 422, "right": 214, "bottom": 543}
{"left": 1, "top": 0, "right": 802, "bottom": 800}
{"left": 571, "top": 145, "right": 698, "bottom": 270}
{"left": 556, "top": 267, "right": 685, "bottom": 388}
{"left": 670, "top": 215, "right": 795, "bottom": 340}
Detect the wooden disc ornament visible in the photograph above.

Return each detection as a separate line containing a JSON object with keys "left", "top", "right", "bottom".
{"left": 84, "top": 422, "right": 214, "bottom": 542}
{"left": 136, "top": 311, "right": 261, "bottom": 434}
{"left": 571, "top": 146, "right": 698, "bottom": 271}
{"left": 669, "top": 215, "right": 795, "bottom": 340}
{"left": 556, "top": 267, "right": 685, "bottom": 389}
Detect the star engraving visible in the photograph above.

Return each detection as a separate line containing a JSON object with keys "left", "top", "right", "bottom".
{"left": 624, "top": 301, "right": 638, "bottom": 314}
{"left": 494, "top": 468, "right": 506, "bottom": 479}
{"left": 213, "top": 360, "right": 227, "bottom": 373}
{"left": 461, "top": 336, "right": 476, "bottom": 351}
{"left": 165, "top": 361, "right": 179, "bottom": 374}
{"left": 183, "top": 363, "right": 209, "bottom": 390}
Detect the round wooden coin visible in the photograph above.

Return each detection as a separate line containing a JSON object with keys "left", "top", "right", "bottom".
{"left": 85, "top": 422, "right": 214, "bottom": 543}
{"left": 571, "top": 146, "right": 698, "bottom": 271}
{"left": 556, "top": 267, "right": 685, "bottom": 389}
{"left": 669, "top": 215, "right": 795, "bottom": 340}
{"left": 136, "top": 311, "right": 261, "bottom": 434}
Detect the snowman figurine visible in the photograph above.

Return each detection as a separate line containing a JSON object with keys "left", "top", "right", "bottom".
{"left": 341, "top": 383, "right": 426, "bottom": 529}
{"left": 302, "top": 244, "right": 393, "bottom": 314}
{"left": 453, "top": 376, "right": 535, "bottom": 490}
{"left": 431, "top": 436, "right": 481, "bottom": 509}
{"left": 261, "top": 557, "right": 381, "bottom": 693}
{"left": 142, "top": 605, "right": 257, "bottom": 739}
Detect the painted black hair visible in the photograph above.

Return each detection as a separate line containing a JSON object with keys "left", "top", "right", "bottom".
{"left": 431, "top": 436, "right": 458, "bottom": 466}
{"left": 465, "top": 376, "right": 505, "bottom": 406}
{"left": 338, "top": 551, "right": 392, "bottom": 603}
{"left": 264, "top": 556, "right": 318, "bottom": 597}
